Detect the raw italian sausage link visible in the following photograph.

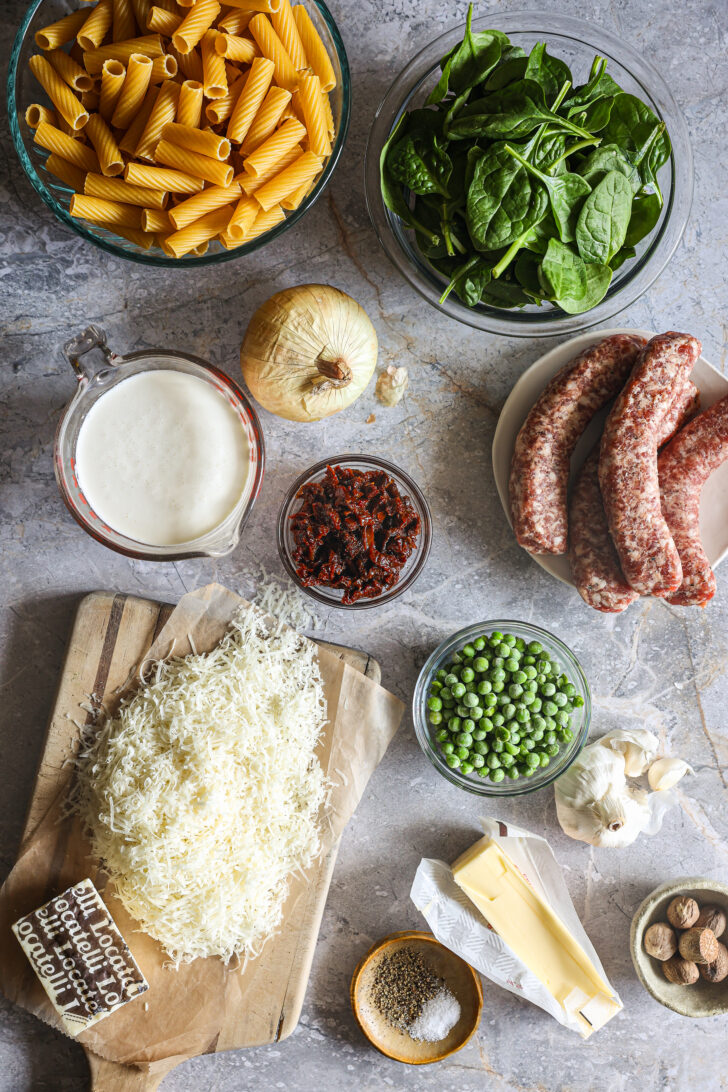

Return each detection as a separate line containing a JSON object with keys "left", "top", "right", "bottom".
{"left": 509, "top": 334, "right": 646, "bottom": 555}
{"left": 569, "top": 380, "right": 699, "bottom": 613}
{"left": 599, "top": 331, "right": 702, "bottom": 596}
{"left": 659, "top": 393, "right": 728, "bottom": 607}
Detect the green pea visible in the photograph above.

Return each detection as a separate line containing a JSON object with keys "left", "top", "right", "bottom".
{"left": 447, "top": 716, "right": 461, "bottom": 732}
{"left": 486, "top": 753, "right": 501, "bottom": 769}
{"left": 455, "top": 732, "right": 473, "bottom": 748}
{"left": 455, "top": 745, "right": 469, "bottom": 760}
{"left": 501, "top": 702, "right": 514, "bottom": 719}
{"left": 512, "top": 670, "right": 527, "bottom": 685}
{"left": 509, "top": 731, "right": 520, "bottom": 745}
{"left": 523, "top": 655, "right": 536, "bottom": 666}
{"left": 478, "top": 717, "right": 493, "bottom": 732}
{"left": 497, "top": 642, "right": 510, "bottom": 657}
{"left": 461, "top": 667, "right": 475, "bottom": 684}
{"left": 505, "top": 657, "right": 520, "bottom": 672}
{"left": 461, "top": 692, "right": 477, "bottom": 709}
{"left": 546, "top": 743, "right": 560, "bottom": 757}
{"left": 514, "top": 637, "right": 526, "bottom": 651}
{"left": 543, "top": 701, "right": 558, "bottom": 716}
{"left": 473, "top": 637, "right": 486, "bottom": 652}
{"left": 505, "top": 720, "right": 520, "bottom": 734}
{"left": 492, "top": 713, "right": 505, "bottom": 727}
{"left": 500, "top": 752, "right": 515, "bottom": 768}
{"left": 515, "top": 707, "right": 529, "bottom": 723}
{"left": 553, "top": 692, "right": 567, "bottom": 708}
{"left": 524, "top": 665, "right": 537, "bottom": 679}
{"left": 471, "top": 753, "right": 485, "bottom": 769}
{"left": 441, "top": 742, "right": 454, "bottom": 755}
{"left": 573, "top": 695, "right": 585, "bottom": 708}
{"left": 502, "top": 634, "right": 515, "bottom": 647}
{"left": 521, "top": 691, "right": 536, "bottom": 706}
{"left": 543, "top": 730, "right": 556, "bottom": 745}
{"left": 528, "top": 641, "right": 543, "bottom": 654}
{"left": 536, "top": 659, "right": 551, "bottom": 674}
{"left": 525, "top": 752, "right": 540, "bottom": 769}
{"left": 473, "top": 657, "right": 489, "bottom": 673}
{"left": 429, "top": 711, "right": 443, "bottom": 726}
{"left": 482, "top": 693, "right": 497, "bottom": 709}
{"left": 462, "top": 644, "right": 475, "bottom": 658}
{"left": 436, "top": 668, "right": 448, "bottom": 681}
{"left": 523, "top": 737, "right": 536, "bottom": 751}
{"left": 555, "top": 711, "right": 570, "bottom": 727}
{"left": 472, "top": 728, "right": 486, "bottom": 742}
{"left": 531, "top": 728, "right": 544, "bottom": 742}
{"left": 490, "top": 667, "right": 506, "bottom": 682}
{"left": 477, "top": 767, "right": 490, "bottom": 778}
{"left": 489, "top": 768, "right": 506, "bottom": 783}
{"left": 435, "top": 728, "right": 449, "bottom": 742}
{"left": 539, "top": 753, "right": 550, "bottom": 767}
{"left": 495, "top": 726, "right": 510, "bottom": 741}
{"left": 489, "top": 631, "right": 504, "bottom": 644}
{"left": 456, "top": 704, "right": 469, "bottom": 717}
{"left": 530, "top": 697, "right": 542, "bottom": 713}
{"left": 452, "top": 682, "right": 466, "bottom": 699}
{"left": 460, "top": 760, "right": 474, "bottom": 775}
{"left": 451, "top": 652, "right": 463, "bottom": 664}
{"left": 504, "top": 742, "right": 519, "bottom": 755}
{"left": 430, "top": 681, "right": 443, "bottom": 695}
{"left": 506, "top": 766, "right": 520, "bottom": 780}
{"left": 559, "top": 727, "right": 574, "bottom": 743}
{"left": 472, "top": 741, "right": 488, "bottom": 756}
{"left": 491, "top": 738, "right": 504, "bottom": 753}
{"left": 445, "top": 753, "right": 461, "bottom": 769}
{"left": 470, "top": 706, "right": 484, "bottom": 720}
{"left": 444, "top": 673, "right": 458, "bottom": 686}
{"left": 427, "top": 695, "right": 442, "bottom": 712}
{"left": 491, "top": 681, "right": 505, "bottom": 695}
{"left": 521, "top": 766, "right": 536, "bottom": 778}
{"left": 508, "top": 682, "right": 523, "bottom": 699}
{"left": 544, "top": 716, "right": 556, "bottom": 730}
{"left": 477, "top": 679, "right": 492, "bottom": 695}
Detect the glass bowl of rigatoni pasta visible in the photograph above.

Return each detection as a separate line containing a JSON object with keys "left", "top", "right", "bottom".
{"left": 8, "top": 0, "right": 350, "bottom": 264}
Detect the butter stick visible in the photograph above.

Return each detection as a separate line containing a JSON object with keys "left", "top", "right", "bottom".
{"left": 12, "top": 878, "right": 148, "bottom": 1036}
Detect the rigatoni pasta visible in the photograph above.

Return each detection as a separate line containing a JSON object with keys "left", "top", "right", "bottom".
{"left": 24, "top": 0, "right": 338, "bottom": 257}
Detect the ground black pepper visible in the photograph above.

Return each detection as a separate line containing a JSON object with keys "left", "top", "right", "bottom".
{"left": 369, "top": 946, "right": 445, "bottom": 1032}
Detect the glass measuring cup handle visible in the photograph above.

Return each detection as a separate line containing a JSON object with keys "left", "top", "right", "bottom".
{"left": 63, "top": 325, "right": 123, "bottom": 383}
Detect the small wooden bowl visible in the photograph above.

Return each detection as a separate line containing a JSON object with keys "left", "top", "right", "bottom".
{"left": 630, "top": 877, "right": 728, "bottom": 1018}
{"left": 350, "top": 930, "right": 483, "bottom": 1064}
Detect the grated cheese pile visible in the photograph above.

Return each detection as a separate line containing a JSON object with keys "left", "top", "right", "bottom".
{"left": 74, "top": 608, "right": 328, "bottom": 966}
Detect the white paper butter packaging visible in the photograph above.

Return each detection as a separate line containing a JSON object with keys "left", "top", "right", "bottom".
{"left": 411, "top": 819, "right": 622, "bottom": 1038}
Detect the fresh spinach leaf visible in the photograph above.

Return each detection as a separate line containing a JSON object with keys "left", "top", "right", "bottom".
{"left": 579, "top": 143, "right": 641, "bottom": 193}
{"left": 539, "top": 238, "right": 587, "bottom": 302}
{"left": 483, "top": 46, "right": 527, "bottom": 90}
{"left": 479, "top": 277, "right": 531, "bottom": 308}
{"left": 466, "top": 143, "right": 549, "bottom": 250}
{"left": 514, "top": 250, "right": 543, "bottom": 297}
{"left": 564, "top": 63, "right": 621, "bottom": 116}
{"left": 600, "top": 94, "right": 671, "bottom": 195}
{"left": 524, "top": 41, "right": 572, "bottom": 102}
{"left": 623, "top": 192, "right": 661, "bottom": 247}
{"left": 575, "top": 169, "right": 633, "bottom": 264}
{"left": 504, "top": 143, "right": 591, "bottom": 243}
{"left": 609, "top": 246, "right": 636, "bottom": 271}
{"left": 380, "top": 114, "right": 441, "bottom": 246}
{"left": 427, "top": 6, "right": 507, "bottom": 104}
{"left": 387, "top": 131, "right": 452, "bottom": 197}
{"left": 557, "top": 260, "right": 612, "bottom": 312}
{"left": 448, "top": 79, "right": 596, "bottom": 142}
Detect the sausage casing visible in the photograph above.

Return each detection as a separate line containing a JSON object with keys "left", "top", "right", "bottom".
{"left": 599, "top": 331, "right": 702, "bottom": 596}
{"left": 659, "top": 393, "right": 728, "bottom": 607}
{"left": 510, "top": 334, "right": 646, "bottom": 555}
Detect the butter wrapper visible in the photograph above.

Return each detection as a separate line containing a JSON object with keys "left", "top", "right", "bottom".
{"left": 411, "top": 818, "right": 622, "bottom": 1038}
{"left": 12, "top": 878, "right": 148, "bottom": 1036}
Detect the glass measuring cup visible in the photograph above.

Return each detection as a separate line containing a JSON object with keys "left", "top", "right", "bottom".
{"left": 54, "top": 325, "right": 265, "bottom": 560}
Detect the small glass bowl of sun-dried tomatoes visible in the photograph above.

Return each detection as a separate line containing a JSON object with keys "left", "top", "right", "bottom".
{"left": 277, "top": 454, "right": 432, "bottom": 609}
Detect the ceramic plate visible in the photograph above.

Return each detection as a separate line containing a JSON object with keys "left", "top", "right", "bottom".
{"left": 492, "top": 328, "right": 728, "bottom": 588}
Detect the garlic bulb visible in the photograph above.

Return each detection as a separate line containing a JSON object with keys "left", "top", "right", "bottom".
{"left": 599, "top": 728, "right": 658, "bottom": 776}
{"left": 240, "top": 284, "right": 378, "bottom": 422}
{"left": 555, "top": 746, "right": 652, "bottom": 847}
{"left": 648, "top": 757, "right": 693, "bottom": 791}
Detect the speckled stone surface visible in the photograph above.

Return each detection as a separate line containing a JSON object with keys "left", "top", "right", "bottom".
{"left": 2, "top": 0, "right": 727, "bottom": 1089}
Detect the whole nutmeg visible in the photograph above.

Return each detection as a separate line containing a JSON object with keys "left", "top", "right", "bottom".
{"left": 678, "top": 926, "right": 719, "bottom": 965}
{"left": 699, "top": 942, "right": 728, "bottom": 984}
{"left": 666, "top": 895, "right": 699, "bottom": 929}
{"left": 643, "top": 922, "right": 677, "bottom": 961}
{"left": 695, "top": 905, "right": 727, "bottom": 940}
{"left": 663, "top": 955, "right": 699, "bottom": 985}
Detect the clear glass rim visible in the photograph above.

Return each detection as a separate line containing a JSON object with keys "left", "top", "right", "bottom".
{"left": 8, "top": 0, "right": 351, "bottom": 267}
{"left": 54, "top": 351, "right": 266, "bottom": 560}
{"left": 277, "top": 452, "right": 432, "bottom": 610}
{"left": 364, "top": 8, "right": 694, "bottom": 337}
{"left": 412, "top": 619, "right": 592, "bottom": 796}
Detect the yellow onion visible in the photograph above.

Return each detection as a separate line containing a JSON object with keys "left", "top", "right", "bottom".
{"left": 240, "top": 284, "right": 378, "bottom": 422}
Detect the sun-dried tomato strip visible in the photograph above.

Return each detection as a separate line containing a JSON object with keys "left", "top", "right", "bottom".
{"left": 289, "top": 464, "right": 421, "bottom": 603}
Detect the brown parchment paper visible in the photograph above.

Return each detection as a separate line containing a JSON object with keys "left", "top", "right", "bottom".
{"left": 0, "top": 584, "right": 403, "bottom": 1067}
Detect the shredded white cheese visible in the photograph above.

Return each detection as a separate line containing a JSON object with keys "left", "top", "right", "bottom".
{"left": 252, "top": 569, "right": 322, "bottom": 631}
{"left": 74, "top": 608, "right": 328, "bottom": 966}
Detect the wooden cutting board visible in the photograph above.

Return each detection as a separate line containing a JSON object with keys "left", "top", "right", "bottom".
{"left": 13, "top": 592, "right": 382, "bottom": 1092}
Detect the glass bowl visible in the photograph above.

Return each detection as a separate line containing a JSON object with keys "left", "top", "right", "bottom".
{"left": 277, "top": 454, "right": 432, "bottom": 609}
{"left": 55, "top": 325, "right": 265, "bottom": 560}
{"left": 413, "top": 620, "right": 591, "bottom": 796}
{"left": 364, "top": 10, "right": 693, "bottom": 336}
{"left": 8, "top": 0, "right": 350, "bottom": 266}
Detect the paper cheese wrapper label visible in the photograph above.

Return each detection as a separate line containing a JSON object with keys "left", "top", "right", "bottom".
{"left": 12, "top": 878, "right": 148, "bottom": 1036}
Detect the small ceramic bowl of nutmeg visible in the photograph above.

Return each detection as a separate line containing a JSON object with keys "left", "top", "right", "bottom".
{"left": 630, "top": 877, "right": 728, "bottom": 1018}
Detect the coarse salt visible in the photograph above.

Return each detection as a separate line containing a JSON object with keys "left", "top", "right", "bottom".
{"left": 408, "top": 987, "right": 461, "bottom": 1042}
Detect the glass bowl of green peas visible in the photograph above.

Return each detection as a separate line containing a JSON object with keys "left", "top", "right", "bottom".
{"left": 413, "top": 621, "right": 591, "bottom": 796}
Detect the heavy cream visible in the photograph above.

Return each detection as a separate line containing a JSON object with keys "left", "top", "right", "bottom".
{"left": 75, "top": 369, "right": 250, "bottom": 546}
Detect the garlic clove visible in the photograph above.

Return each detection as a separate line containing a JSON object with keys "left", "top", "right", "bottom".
{"left": 375, "top": 365, "right": 408, "bottom": 407}
{"left": 599, "top": 728, "right": 658, "bottom": 776}
{"left": 647, "top": 757, "right": 693, "bottom": 791}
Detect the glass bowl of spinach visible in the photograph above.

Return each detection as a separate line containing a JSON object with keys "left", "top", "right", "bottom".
{"left": 365, "top": 7, "right": 693, "bottom": 335}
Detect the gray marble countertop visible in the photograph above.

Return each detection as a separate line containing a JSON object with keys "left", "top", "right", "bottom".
{"left": 2, "top": 0, "right": 727, "bottom": 1089}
